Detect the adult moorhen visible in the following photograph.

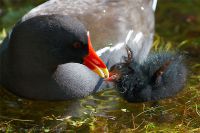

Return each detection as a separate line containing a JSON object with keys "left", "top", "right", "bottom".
{"left": 0, "top": 0, "right": 157, "bottom": 100}
{"left": 0, "top": 15, "right": 109, "bottom": 100}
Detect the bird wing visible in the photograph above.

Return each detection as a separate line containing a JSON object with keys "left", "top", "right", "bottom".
{"left": 22, "top": 0, "right": 156, "bottom": 50}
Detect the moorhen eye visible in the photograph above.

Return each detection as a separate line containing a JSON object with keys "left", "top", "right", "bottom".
{"left": 115, "top": 64, "right": 123, "bottom": 70}
{"left": 73, "top": 42, "right": 82, "bottom": 49}
{"left": 109, "top": 64, "right": 122, "bottom": 71}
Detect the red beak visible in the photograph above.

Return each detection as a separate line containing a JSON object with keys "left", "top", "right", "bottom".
{"left": 83, "top": 32, "right": 109, "bottom": 78}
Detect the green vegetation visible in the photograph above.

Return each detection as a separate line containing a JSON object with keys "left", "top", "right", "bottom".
{"left": 0, "top": 29, "right": 6, "bottom": 44}
{"left": 0, "top": 0, "right": 200, "bottom": 132}
{"left": 0, "top": 0, "right": 46, "bottom": 30}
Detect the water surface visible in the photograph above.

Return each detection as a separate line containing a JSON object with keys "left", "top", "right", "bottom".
{"left": 0, "top": 0, "right": 200, "bottom": 132}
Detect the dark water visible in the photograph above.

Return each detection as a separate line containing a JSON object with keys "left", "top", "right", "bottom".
{"left": 0, "top": 0, "right": 200, "bottom": 132}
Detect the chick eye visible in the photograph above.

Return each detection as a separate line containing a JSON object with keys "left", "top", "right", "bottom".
{"left": 116, "top": 64, "right": 123, "bottom": 69}
{"left": 73, "top": 42, "right": 82, "bottom": 49}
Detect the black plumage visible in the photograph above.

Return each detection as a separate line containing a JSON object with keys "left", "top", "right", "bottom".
{"left": 109, "top": 46, "right": 187, "bottom": 102}
{"left": 0, "top": 15, "right": 108, "bottom": 100}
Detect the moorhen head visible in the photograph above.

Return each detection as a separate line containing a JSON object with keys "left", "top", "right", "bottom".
{"left": 7, "top": 14, "right": 109, "bottom": 78}
{"left": 0, "top": 15, "right": 109, "bottom": 100}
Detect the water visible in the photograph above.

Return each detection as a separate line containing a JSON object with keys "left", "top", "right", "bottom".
{"left": 0, "top": 0, "right": 200, "bottom": 132}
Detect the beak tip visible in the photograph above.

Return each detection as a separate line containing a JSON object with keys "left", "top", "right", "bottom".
{"left": 102, "top": 68, "right": 109, "bottom": 79}
{"left": 93, "top": 68, "right": 109, "bottom": 79}
{"left": 104, "top": 70, "right": 109, "bottom": 79}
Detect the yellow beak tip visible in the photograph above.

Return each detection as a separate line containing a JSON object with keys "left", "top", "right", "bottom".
{"left": 93, "top": 68, "right": 109, "bottom": 79}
